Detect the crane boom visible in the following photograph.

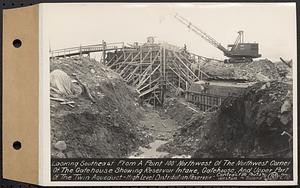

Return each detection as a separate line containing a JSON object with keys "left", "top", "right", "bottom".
{"left": 174, "top": 14, "right": 230, "bottom": 55}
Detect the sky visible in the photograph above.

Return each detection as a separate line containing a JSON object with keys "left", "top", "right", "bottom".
{"left": 43, "top": 3, "right": 297, "bottom": 62}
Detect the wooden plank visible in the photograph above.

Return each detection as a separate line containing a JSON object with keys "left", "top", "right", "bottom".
{"left": 136, "top": 64, "right": 160, "bottom": 88}
{"left": 115, "top": 51, "right": 134, "bottom": 72}
{"left": 168, "top": 66, "right": 189, "bottom": 86}
{"left": 166, "top": 80, "right": 177, "bottom": 89}
{"left": 138, "top": 76, "right": 161, "bottom": 92}
{"left": 125, "top": 50, "right": 151, "bottom": 82}
{"left": 173, "top": 51, "right": 200, "bottom": 81}
{"left": 178, "top": 52, "right": 210, "bottom": 79}
{"left": 107, "top": 53, "right": 124, "bottom": 68}
{"left": 134, "top": 51, "right": 160, "bottom": 87}
{"left": 124, "top": 65, "right": 141, "bottom": 81}
{"left": 139, "top": 84, "right": 159, "bottom": 97}
{"left": 153, "top": 92, "right": 162, "bottom": 104}
{"left": 171, "top": 59, "right": 193, "bottom": 83}
{"left": 120, "top": 51, "right": 142, "bottom": 76}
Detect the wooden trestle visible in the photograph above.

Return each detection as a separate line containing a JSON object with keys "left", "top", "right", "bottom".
{"left": 50, "top": 41, "right": 223, "bottom": 107}
{"left": 105, "top": 43, "right": 211, "bottom": 106}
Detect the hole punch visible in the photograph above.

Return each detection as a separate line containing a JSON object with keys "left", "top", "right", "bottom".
{"left": 13, "top": 141, "right": 22, "bottom": 150}
{"left": 13, "top": 39, "right": 22, "bottom": 48}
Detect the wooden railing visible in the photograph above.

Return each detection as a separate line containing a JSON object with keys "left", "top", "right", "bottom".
{"left": 50, "top": 42, "right": 126, "bottom": 58}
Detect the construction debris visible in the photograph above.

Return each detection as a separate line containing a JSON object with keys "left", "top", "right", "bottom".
{"left": 60, "top": 101, "right": 75, "bottom": 105}
{"left": 50, "top": 97, "right": 66, "bottom": 102}
{"left": 50, "top": 69, "right": 77, "bottom": 96}
{"left": 74, "top": 74, "right": 96, "bottom": 103}
{"left": 50, "top": 97, "right": 75, "bottom": 107}
{"left": 197, "top": 58, "right": 282, "bottom": 81}
{"left": 50, "top": 38, "right": 293, "bottom": 159}
{"left": 280, "top": 57, "right": 292, "bottom": 68}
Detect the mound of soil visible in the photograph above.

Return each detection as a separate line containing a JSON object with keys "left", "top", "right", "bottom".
{"left": 158, "top": 111, "right": 213, "bottom": 156}
{"left": 200, "top": 59, "right": 281, "bottom": 81}
{"left": 233, "top": 59, "right": 281, "bottom": 81}
{"left": 162, "top": 97, "right": 200, "bottom": 127}
{"left": 51, "top": 57, "right": 149, "bottom": 158}
{"left": 157, "top": 97, "right": 205, "bottom": 155}
{"left": 161, "top": 81, "right": 293, "bottom": 158}
{"left": 200, "top": 61, "right": 236, "bottom": 79}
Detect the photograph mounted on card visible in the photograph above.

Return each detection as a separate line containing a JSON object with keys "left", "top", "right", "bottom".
{"left": 2, "top": 2, "right": 297, "bottom": 186}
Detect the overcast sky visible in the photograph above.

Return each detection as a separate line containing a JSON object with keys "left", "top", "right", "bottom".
{"left": 43, "top": 3, "right": 296, "bottom": 62}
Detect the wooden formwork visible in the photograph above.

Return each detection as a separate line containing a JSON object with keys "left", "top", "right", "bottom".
{"left": 105, "top": 43, "right": 210, "bottom": 106}
{"left": 49, "top": 41, "right": 220, "bottom": 107}
{"left": 185, "top": 91, "right": 224, "bottom": 111}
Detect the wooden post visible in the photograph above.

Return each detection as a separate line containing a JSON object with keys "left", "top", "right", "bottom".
{"left": 139, "top": 49, "right": 142, "bottom": 85}
{"left": 198, "top": 63, "right": 201, "bottom": 79}
{"left": 159, "top": 46, "right": 166, "bottom": 105}
{"left": 102, "top": 40, "right": 107, "bottom": 64}
{"left": 163, "top": 47, "right": 166, "bottom": 79}
{"left": 79, "top": 45, "right": 82, "bottom": 59}
{"left": 186, "top": 81, "right": 188, "bottom": 90}
{"left": 149, "top": 48, "right": 152, "bottom": 96}
{"left": 161, "top": 46, "right": 166, "bottom": 104}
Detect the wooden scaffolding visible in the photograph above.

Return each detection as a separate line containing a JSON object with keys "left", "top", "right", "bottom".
{"left": 105, "top": 42, "right": 210, "bottom": 106}
{"left": 49, "top": 40, "right": 221, "bottom": 107}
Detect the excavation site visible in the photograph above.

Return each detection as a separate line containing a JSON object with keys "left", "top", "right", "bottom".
{"left": 50, "top": 35, "right": 293, "bottom": 159}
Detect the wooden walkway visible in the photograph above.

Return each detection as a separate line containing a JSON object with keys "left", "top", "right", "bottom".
{"left": 50, "top": 42, "right": 126, "bottom": 58}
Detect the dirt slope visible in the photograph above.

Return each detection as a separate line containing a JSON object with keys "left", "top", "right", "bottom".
{"left": 200, "top": 59, "right": 282, "bottom": 81}
{"left": 161, "top": 81, "right": 293, "bottom": 158}
{"left": 51, "top": 57, "right": 149, "bottom": 158}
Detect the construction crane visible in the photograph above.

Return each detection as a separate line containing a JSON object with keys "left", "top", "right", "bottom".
{"left": 174, "top": 13, "right": 261, "bottom": 63}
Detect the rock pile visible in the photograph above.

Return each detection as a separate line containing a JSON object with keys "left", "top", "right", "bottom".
{"left": 200, "top": 59, "right": 283, "bottom": 81}
{"left": 233, "top": 59, "right": 280, "bottom": 81}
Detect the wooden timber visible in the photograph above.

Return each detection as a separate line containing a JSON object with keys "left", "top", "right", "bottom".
{"left": 50, "top": 41, "right": 218, "bottom": 107}
{"left": 105, "top": 43, "right": 212, "bottom": 106}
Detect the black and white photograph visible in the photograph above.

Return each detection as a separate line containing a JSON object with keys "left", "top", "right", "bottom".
{"left": 45, "top": 2, "right": 297, "bottom": 184}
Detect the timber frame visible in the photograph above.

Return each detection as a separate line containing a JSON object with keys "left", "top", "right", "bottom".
{"left": 50, "top": 40, "right": 222, "bottom": 107}
{"left": 104, "top": 42, "right": 211, "bottom": 106}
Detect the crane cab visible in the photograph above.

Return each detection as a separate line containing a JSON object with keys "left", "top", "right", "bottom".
{"left": 227, "top": 43, "right": 261, "bottom": 58}
{"left": 224, "top": 31, "right": 261, "bottom": 63}
{"left": 224, "top": 43, "right": 261, "bottom": 63}
{"left": 173, "top": 14, "right": 262, "bottom": 64}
